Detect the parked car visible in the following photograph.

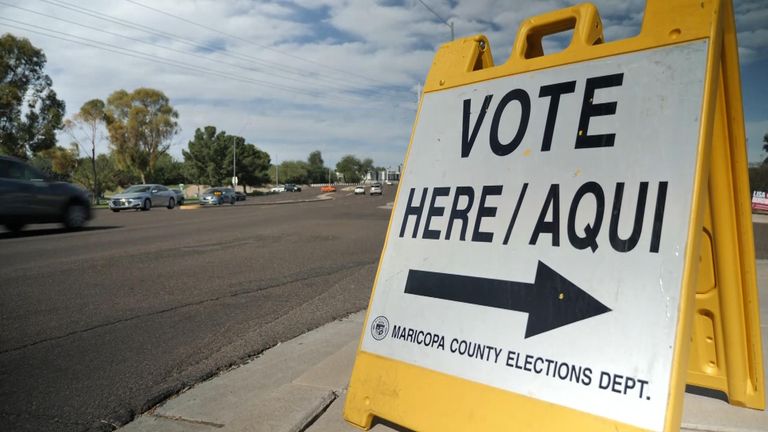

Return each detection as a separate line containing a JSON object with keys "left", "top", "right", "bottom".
{"left": 0, "top": 155, "right": 92, "bottom": 231}
{"left": 200, "top": 187, "right": 237, "bottom": 205}
{"left": 270, "top": 185, "right": 285, "bottom": 193}
{"left": 234, "top": 191, "right": 246, "bottom": 201}
{"left": 370, "top": 183, "right": 382, "bottom": 195}
{"left": 109, "top": 184, "right": 176, "bottom": 211}
{"left": 354, "top": 186, "right": 365, "bottom": 195}
{"left": 284, "top": 183, "right": 302, "bottom": 192}
{"left": 320, "top": 185, "right": 337, "bottom": 193}
{"left": 170, "top": 188, "right": 185, "bottom": 205}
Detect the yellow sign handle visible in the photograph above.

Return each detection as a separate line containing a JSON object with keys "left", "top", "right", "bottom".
{"left": 512, "top": 3, "right": 604, "bottom": 60}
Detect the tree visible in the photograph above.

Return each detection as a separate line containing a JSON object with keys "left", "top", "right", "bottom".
{"left": 763, "top": 133, "right": 768, "bottom": 165}
{"left": 72, "top": 153, "right": 122, "bottom": 194}
{"left": 228, "top": 142, "right": 270, "bottom": 192}
{"left": 104, "top": 88, "right": 179, "bottom": 183}
{"left": 752, "top": 132, "right": 768, "bottom": 192}
{"left": 0, "top": 33, "right": 66, "bottom": 158}
{"left": 45, "top": 144, "right": 78, "bottom": 177}
{"left": 360, "top": 158, "right": 375, "bottom": 180}
{"left": 182, "top": 126, "right": 232, "bottom": 186}
{"left": 336, "top": 155, "right": 363, "bottom": 183}
{"left": 275, "top": 160, "right": 310, "bottom": 184}
{"left": 749, "top": 164, "right": 768, "bottom": 193}
{"left": 150, "top": 153, "right": 186, "bottom": 185}
{"left": 307, "top": 150, "right": 327, "bottom": 183}
{"left": 64, "top": 99, "right": 106, "bottom": 203}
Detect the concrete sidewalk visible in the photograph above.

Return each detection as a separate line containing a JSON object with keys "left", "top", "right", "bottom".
{"left": 121, "top": 261, "right": 768, "bottom": 432}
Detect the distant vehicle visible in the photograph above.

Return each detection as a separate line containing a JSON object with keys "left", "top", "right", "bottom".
{"left": 370, "top": 183, "right": 382, "bottom": 195}
{"left": 320, "top": 185, "right": 337, "bottom": 193}
{"left": 170, "top": 188, "right": 185, "bottom": 205}
{"left": 385, "top": 180, "right": 393, "bottom": 185}
{"left": 109, "top": 184, "right": 176, "bottom": 212}
{"left": 200, "top": 187, "right": 237, "bottom": 205}
{"left": 234, "top": 191, "right": 246, "bottom": 201}
{"left": 270, "top": 185, "right": 285, "bottom": 193}
{"left": 354, "top": 186, "right": 365, "bottom": 195}
{"left": 0, "top": 155, "right": 92, "bottom": 231}
{"left": 284, "top": 183, "right": 302, "bottom": 192}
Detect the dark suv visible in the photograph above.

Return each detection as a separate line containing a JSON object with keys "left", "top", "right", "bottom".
{"left": 284, "top": 183, "right": 302, "bottom": 192}
{"left": 0, "top": 156, "right": 92, "bottom": 232}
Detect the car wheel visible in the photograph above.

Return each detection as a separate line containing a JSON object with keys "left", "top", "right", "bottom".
{"left": 63, "top": 203, "right": 88, "bottom": 229}
{"left": 167, "top": 197, "right": 176, "bottom": 209}
{"left": 231, "top": 198, "right": 236, "bottom": 205}
{"left": 5, "top": 222, "right": 25, "bottom": 232}
{"left": 142, "top": 199, "right": 151, "bottom": 211}
{"left": 111, "top": 209, "right": 120, "bottom": 213}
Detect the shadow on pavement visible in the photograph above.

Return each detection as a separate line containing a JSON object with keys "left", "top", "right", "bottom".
{"left": 0, "top": 225, "right": 121, "bottom": 240}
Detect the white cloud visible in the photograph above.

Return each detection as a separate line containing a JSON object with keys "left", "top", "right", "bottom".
{"left": 1, "top": 0, "right": 765, "bottom": 167}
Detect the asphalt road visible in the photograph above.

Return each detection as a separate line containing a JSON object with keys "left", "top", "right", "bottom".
{"left": 0, "top": 187, "right": 394, "bottom": 432}
{"left": 1, "top": 188, "right": 766, "bottom": 432}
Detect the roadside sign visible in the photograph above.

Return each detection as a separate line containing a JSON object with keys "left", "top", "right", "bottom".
{"left": 345, "top": 1, "right": 763, "bottom": 431}
{"left": 753, "top": 191, "right": 768, "bottom": 213}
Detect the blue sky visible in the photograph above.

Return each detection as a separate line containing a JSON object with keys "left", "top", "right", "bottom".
{"left": 1, "top": 0, "right": 766, "bottom": 167}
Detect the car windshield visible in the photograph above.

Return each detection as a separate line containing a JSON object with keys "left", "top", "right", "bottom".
{"left": 203, "top": 188, "right": 219, "bottom": 194}
{"left": 124, "top": 185, "right": 150, "bottom": 193}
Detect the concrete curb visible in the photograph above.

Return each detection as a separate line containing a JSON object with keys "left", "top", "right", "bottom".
{"left": 120, "top": 313, "right": 365, "bottom": 432}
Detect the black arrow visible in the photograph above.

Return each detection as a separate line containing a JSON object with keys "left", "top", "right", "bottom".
{"left": 404, "top": 261, "right": 611, "bottom": 338}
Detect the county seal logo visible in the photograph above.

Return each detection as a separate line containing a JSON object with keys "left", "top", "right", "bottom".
{"left": 370, "top": 316, "right": 389, "bottom": 341}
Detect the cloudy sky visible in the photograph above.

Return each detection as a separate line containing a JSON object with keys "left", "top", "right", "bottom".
{"left": 1, "top": 0, "right": 766, "bottom": 168}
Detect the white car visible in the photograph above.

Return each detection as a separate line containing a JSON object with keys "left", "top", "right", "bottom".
{"left": 370, "top": 183, "right": 382, "bottom": 195}
{"left": 270, "top": 185, "right": 285, "bottom": 193}
{"left": 354, "top": 186, "right": 365, "bottom": 195}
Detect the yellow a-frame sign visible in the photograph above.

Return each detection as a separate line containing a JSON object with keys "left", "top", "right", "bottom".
{"left": 345, "top": 1, "right": 764, "bottom": 431}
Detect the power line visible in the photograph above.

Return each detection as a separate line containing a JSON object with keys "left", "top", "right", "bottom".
{"left": 36, "top": 0, "right": 401, "bottom": 95}
{"left": 35, "top": 0, "right": 369, "bottom": 92}
{"left": 0, "top": 1, "right": 374, "bottom": 97}
{"left": 0, "top": 17, "right": 368, "bottom": 105}
{"left": 123, "top": 0, "right": 396, "bottom": 88}
{"left": 415, "top": 0, "right": 454, "bottom": 40}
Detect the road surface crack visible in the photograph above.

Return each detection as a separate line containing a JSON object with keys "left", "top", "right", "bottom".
{"left": 148, "top": 412, "right": 225, "bottom": 428}
{"left": 0, "top": 260, "right": 375, "bottom": 355}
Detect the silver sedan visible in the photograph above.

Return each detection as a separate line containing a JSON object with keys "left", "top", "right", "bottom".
{"left": 109, "top": 184, "right": 177, "bottom": 212}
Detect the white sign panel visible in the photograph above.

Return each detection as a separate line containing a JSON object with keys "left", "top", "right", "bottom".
{"left": 361, "top": 40, "right": 708, "bottom": 431}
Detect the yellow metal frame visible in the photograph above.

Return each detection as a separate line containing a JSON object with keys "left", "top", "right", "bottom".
{"left": 345, "top": 1, "right": 764, "bottom": 430}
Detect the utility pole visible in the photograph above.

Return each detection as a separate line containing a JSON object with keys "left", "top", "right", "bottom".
{"left": 232, "top": 136, "right": 237, "bottom": 189}
{"left": 415, "top": 0, "right": 454, "bottom": 40}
